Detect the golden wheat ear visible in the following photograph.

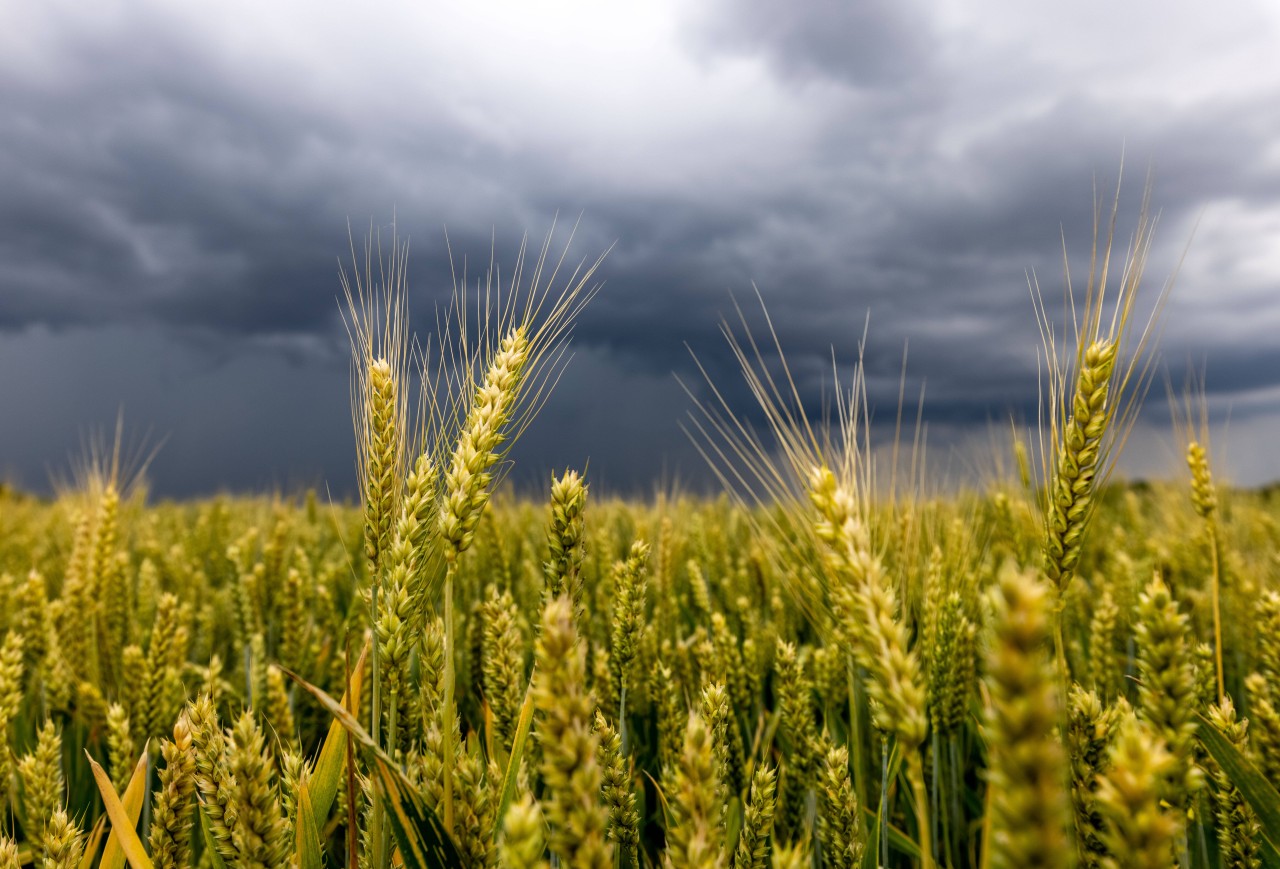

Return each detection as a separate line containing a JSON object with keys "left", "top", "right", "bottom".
{"left": 1094, "top": 712, "right": 1182, "bottom": 866}
{"left": 1204, "top": 698, "right": 1265, "bottom": 867}
{"left": 1167, "top": 364, "right": 1226, "bottom": 702}
{"left": 533, "top": 594, "right": 613, "bottom": 869}
{"left": 983, "top": 565, "right": 1072, "bottom": 869}
{"left": 1031, "top": 171, "right": 1185, "bottom": 690}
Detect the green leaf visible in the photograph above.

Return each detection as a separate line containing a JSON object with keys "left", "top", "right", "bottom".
{"left": 1262, "top": 836, "right": 1280, "bottom": 869}
{"left": 861, "top": 741, "right": 906, "bottom": 869}
{"left": 283, "top": 664, "right": 465, "bottom": 868}
{"left": 100, "top": 745, "right": 150, "bottom": 869}
{"left": 724, "top": 795, "right": 743, "bottom": 858}
{"left": 860, "top": 806, "right": 880, "bottom": 869}
{"left": 888, "top": 756, "right": 922, "bottom": 860}
{"left": 198, "top": 806, "right": 229, "bottom": 869}
{"left": 1198, "top": 712, "right": 1280, "bottom": 850}
{"left": 491, "top": 676, "right": 535, "bottom": 842}
{"left": 370, "top": 753, "right": 464, "bottom": 869}
{"left": 85, "top": 750, "right": 154, "bottom": 869}
{"left": 296, "top": 772, "right": 324, "bottom": 869}
{"left": 309, "top": 637, "right": 370, "bottom": 830}
{"left": 885, "top": 821, "right": 923, "bottom": 860}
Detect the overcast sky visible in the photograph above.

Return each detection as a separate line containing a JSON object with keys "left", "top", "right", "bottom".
{"left": 3, "top": 0, "right": 1279, "bottom": 497}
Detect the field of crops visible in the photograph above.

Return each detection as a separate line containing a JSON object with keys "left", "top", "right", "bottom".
{"left": 2, "top": 222, "right": 1279, "bottom": 869}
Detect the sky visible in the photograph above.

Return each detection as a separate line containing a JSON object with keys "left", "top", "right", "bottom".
{"left": 2, "top": 0, "right": 1279, "bottom": 498}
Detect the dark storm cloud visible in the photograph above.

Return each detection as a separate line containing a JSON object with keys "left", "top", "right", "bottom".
{"left": 3, "top": 0, "right": 1280, "bottom": 495}
{"left": 688, "top": 0, "right": 936, "bottom": 87}
{"left": 0, "top": 325, "right": 354, "bottom": 495}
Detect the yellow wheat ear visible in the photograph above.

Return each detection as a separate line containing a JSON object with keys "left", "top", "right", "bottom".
{"left": 1168, "top": 364, "right": 1225, "bottom": 701}
{"left": 984, "top": 565, "right": 1071, "bottom": 869}
{"left": 1030, "top": 169, "right": 1185, "bottom": 688}
{"left": 1033, "top": 173, "right": 1174, "bottom": 599}
{"left": 1095, "top": 713, "right": 1182, "bottom": 867}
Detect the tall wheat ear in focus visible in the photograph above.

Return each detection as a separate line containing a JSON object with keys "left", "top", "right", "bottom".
{"left": 1030, "top": 172, "right": 1178, "bottom": 684}
{"left": 342, "top": 219, "right": 607, "bottom": 869}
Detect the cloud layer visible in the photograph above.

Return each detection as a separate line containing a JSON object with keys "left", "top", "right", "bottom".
{"left": 3, "top": 0, "right": 1279, "bottom": 495}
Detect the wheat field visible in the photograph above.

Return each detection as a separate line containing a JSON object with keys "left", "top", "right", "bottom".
{"left": 1, "top": 214, "right": 1278, "bottom": 869}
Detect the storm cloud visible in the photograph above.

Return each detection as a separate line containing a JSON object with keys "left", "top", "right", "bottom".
{"left": 2, "top": 0, "right": 1279, "bottom": 496}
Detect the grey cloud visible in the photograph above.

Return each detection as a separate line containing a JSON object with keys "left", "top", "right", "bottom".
{"left": 2, "top": 1, "right": 1279, "bottom": 495}
{"left": 0, "top": 325, "right": 352, "bottom": 495}
{"left": 686, "top": 0, "right": 936, "bottom": 87}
